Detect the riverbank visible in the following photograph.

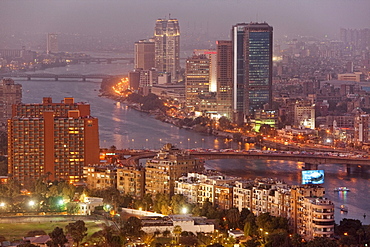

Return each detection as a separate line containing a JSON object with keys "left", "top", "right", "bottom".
{"left": 98, "top": 91, "right": 253, "bottom": 144}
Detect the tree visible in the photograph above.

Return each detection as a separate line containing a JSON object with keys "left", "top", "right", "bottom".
{"left": 306, "top": 237, "right": 338, "bottom": 247}
{"left": 218, "top": 116, "right": 231, "bottom": 130}
{"left": 173, "top": 225, "right": 182, "bottom": 244}
{"left": 47, "top": 227, "right": 68, "bottom": 247}
{"left": 121, "top": 216, "right": 143, "bottom": 238}
{"left": 66, "top": 202, "right": 79, "bottom": 215}
{"left": 226, "top": 208, "right": 240, "bottom": 229}
{"left": 153, "top": 193, "right": 170, "bottom": 214}
{"left": 18, "top": 244, "right": 38, "bottom": 247}
{"left": 142, "top": 233, "right": 155, "bottom": 246}
{"left": 91, "top": 224, "right": 121, "bottom": 247}
{"left": 65, "top": 220, "right": 87, "bottom": 247}
{"left": 170, "top": 194, "right": 190, "bottom": 214}
{"left": 26, "top": 230, "right": 47, "bottom": 237}
{"left": 244, "top": 214, "right": 257, "bottom": 237}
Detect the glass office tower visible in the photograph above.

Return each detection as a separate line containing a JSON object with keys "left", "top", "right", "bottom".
{"left": 232, "top": 23, "right": 273, "bottom": 123}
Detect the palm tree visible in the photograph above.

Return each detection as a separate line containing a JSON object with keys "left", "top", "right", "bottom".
{"left": 142, "top": 233, "right": 155, "bottom": 246}
{"left": 173, "top": 225, "right": 182, "bottom": 244}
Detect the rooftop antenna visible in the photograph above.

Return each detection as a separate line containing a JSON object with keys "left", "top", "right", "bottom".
{"left": 169, "top": 13, "right": 171, "bottom": 19}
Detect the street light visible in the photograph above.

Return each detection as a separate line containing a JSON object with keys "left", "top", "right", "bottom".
{"left": 182, "top": 207, "right": 187, "bottom": 214}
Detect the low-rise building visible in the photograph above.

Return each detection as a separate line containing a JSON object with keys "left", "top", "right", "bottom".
{"left": 141, "top": 215, "right": 214, "bottom": 234}
{"left": 83, "top": 165, "right": 117, "bottom": 190}
{"left": 145, "top": 144, "right": 204, "bottom": 196}
{"left": 117, "top": 165, "right": 145, "bottom": 198}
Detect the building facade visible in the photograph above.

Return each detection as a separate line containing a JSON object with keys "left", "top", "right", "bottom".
{"left": 0, "top": 79, "right": 22, "bottom": 126}
{"left": 47, "top": 33, "right": 58, "bottom": 54}
{"left": 290, "top": 186, "right": 334, "bottom": 239}
{"left": 117, "top": 166, "right": 145, "bottom": 198}
{"left": 232, "top": 23, "right": 273, "bottom": 122}
{"left": 134, "top": 39, "right": 155, "bottom": 70}
{"left": 8, "top": 97, "right": 99, "bottom": 183}
{"left": 83, "top": 166, "right": 117, "bottom": 190}
{"left": 145, "top": 144, "right": 204, "bottom": 196}
{"left": 216, "top": 41, "right": 233, "bottom": 119}
{"left": 154, "top": 18, "right": 180, "bottom": 83}
{"left": 185, "top": 55, "right": 210, "bottom": 112}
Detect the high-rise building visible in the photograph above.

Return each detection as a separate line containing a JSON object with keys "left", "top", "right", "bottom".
{"left": 354, "top": 111, "right": 369, "bottom": 144}
{"left": 8, "top": 97, "right": 99, "bottom": 184}
{"left": 193, "top": 49, "right": 217, "bottom": 92}
{"left": 232, "top": 23, "right": 273, "bottom": 122}
{"left": 134, "top": 39, "right": 155, "bottom": 70}
{"left": 216, "top": 41, "right": 233, "bottom": 119}
{"left": 0, "top": 79, "right": 22, "bottom": 126}
{"left": 185, "top": 55, "right": 210, "bottom": 112}
{"left": 154, "top": 18, "right": 180, "bottom": 83}
{"left": 47, "top": 33, "right": 58, "bottom": 54}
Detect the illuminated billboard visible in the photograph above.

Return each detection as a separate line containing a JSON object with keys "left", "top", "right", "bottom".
{"left": 302, "top": 170, "right": 324, "bottom": 185}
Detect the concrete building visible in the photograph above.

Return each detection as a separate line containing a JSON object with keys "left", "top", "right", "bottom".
{"left": 176, "top": 172, "right": 236, "bottom": 210}
{"left": 216, "top": 40, "right": 233, "bottom": 119}
{"left": 185, "top": 55, "right": 210, "bottom": 112}
{"left": 83, "top": 165, "right": 117, "bottom": 190}
{"left": 338, "top": 72, "right": 363, "bottom": 82}
{"left": 194, "top": 49, "right": 217, "bottom": 92}
{"left": 117, "top": 166, "right": 145, "bottom": 198}
{"left": 0, "top": 79, "right": 22, "bottom": 126}
{"left": 294, "top": 102, "right": 315, "bottom": 129}
{"left": 77, "top": 196, "right": 104, "bottom": 215}
{"left": 141, "top": 215, "right": 214, "bottom": 234}
{"left": 290, "top": 186, "right": 334, "bottom": 239}
{"left": 8, "top": 97, "right": 99, "bottom": 183}
{"left": 154, "top": 18, "right": 180, "bottom": 83}
{"left": 354, "top": 111, "right": 369, "bottom": 144}
{"left": 47, "top": 33, "right": 58, "bottom": 54}
{"left": 134, "top": 39, "right": 155, "bottom": 70}
{"left": 145, "top": 144, "right": 204, "bottom": 196}
{"left": 233, "top": 180, "right": 253, "bottom": 211}
{"left": 232, "top": 23, "right": 273, "bottom": 122}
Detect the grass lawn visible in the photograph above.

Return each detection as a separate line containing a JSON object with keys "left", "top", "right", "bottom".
{"left": 0, "top": 220, "right": 104, "bottom": 241}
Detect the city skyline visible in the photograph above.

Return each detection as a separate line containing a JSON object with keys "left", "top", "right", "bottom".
{"left": 1, "top": 0, "right": 370, "bottom": 50}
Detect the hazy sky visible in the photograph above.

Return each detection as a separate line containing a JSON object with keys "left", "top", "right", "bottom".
{"left": 1, "top": 0, "right": 369, "bottom": 43}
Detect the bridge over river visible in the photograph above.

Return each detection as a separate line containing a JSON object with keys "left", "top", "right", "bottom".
{"left": 0, "top": 72, "right": 125, "bottom": 81}
{"left": 122, "top": 149, "right": 369, "bottom": 173}
{"left": 189, "top": 151, "right": 370, "bottom": 173}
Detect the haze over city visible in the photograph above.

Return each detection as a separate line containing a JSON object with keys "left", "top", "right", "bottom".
{"left": 1, "top": 0, "right": 370, "bottom": 50}
{"left": 0, "top": 0, "right": 370, "bottom": 246}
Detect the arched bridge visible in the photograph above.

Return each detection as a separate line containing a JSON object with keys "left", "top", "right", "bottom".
{"left": 189, "top": 151, "right": 370, "bottom": 171}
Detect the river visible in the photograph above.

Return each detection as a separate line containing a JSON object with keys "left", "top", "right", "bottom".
{"left": 9, "top": 61, "right": 370, "bottom": 225}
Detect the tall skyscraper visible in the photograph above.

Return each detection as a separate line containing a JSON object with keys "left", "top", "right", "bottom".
{"left": 193, "top": 49, "right": 217, "bottom": 92}
{"left": 8, "top": 97, "right": 99, "bottom": 184}
{"left": 232, "top": 23, "right": 273, "bottom": 122}
{"left": 0, "top": 79, "right": 22, "bottom": 126}
{"left": 216, "top": 41, "right": 233, "bottom": 119}
{"left": 185, "top": 55, "right": 210, "bottom": 112}
{"left": 134, "top": 39, "right": 155, "bottom": 70}
{"left": 47, "top": 33, "right": 58, "bottom": 54}
{"left": 154, "top": 18, "right": 180, "bottom": 83}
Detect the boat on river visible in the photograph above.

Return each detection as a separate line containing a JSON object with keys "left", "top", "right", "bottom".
{"left": 340, "top": 205, "right": 348, "bottom": 213}
{"left": 334, "top": 187, "right": 350, "bottom": 192}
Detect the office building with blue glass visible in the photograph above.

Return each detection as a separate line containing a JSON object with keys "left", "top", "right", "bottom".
{"left": 232, "top": 22, "right": 273, "bottom": 123}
